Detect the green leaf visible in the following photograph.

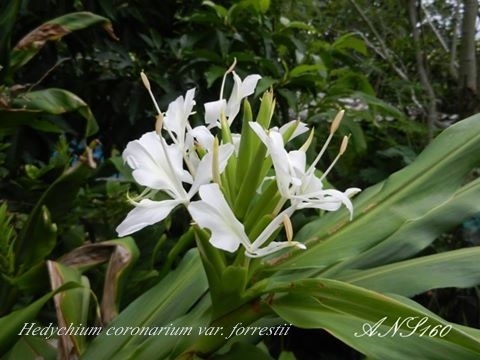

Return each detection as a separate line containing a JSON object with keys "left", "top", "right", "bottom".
{"left": 326, "top": 177, "right": 480, "bottom": 273}
{"left": 47, "top": 261, "right": 91, "bottom": 356}
{"left": 0, "top": 293, "right": 52, "bottom": 356}
{"left": 289, "top": 63, "right": 326, "bottom": 79}
{"left": 17, "top": 205, "right": 57, "bottom": 274}
{"left": 202, "top": 1, "right": 228, "bottom": 19}
{"left": 337, "top": 247, "right": 480, "bottom": 296}
{"left": 6, "top": 336, "right": 56, "bottom": 360}
{"left": 270, "top": 279, "right": 480, "bottom": 360}
{"left": 0, "top": 282, "right": 79, "bottom": 356}
{"left": 81, "top": 249, "right": 208, "bottom": 360}
{"left": 15, "top": 163, "right": 93, "bottom": 275}
{"left": 332, "top": 33, "right": 368, "bottom": 55}
{"left": 9, "top": 88, "right": 98, "bottom": 136}
{"left": 9, "top": 12, "right": 117, "bottom": 73}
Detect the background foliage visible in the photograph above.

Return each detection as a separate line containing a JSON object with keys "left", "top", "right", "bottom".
{"left": 1, "top": 0, "right": 479, "bottom": 359}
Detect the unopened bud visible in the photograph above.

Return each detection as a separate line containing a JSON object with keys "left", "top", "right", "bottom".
{"left": 330, "top": 109, "right": 345, "bottom": 134}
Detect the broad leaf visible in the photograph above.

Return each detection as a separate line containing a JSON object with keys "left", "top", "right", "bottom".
{"left": 270, "top": 279, "right": 480, "bottom": 360}
{"left": 336, "top": 247, "right": 480, "bottom": 296}
{"left": 9, "top": 12, "right": 117, "bottom": 72}
{"left": 81, "top": 249, "right": 208, "bottom": 360}
{"left": 8, "top": 88, "right": 98, "bottom": 136}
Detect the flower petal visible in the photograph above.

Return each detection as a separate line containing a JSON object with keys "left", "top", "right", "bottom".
{"left": 204, "top": 99, "right": 226, "bottom": 127}
{"left": 190, "top": 125, "right": 214, "bottom": 151}
{"left": 226, "top": 73, "right": 261, "bottom": 123}
{"left": 163, "top": 88, "right": 196, "bottom": 143}
{"left": 279, "top": 120, "right": 309, "bottom": 141}
{"left": 116, "top": 198, "right": 182, "bottom": 237}
{"left": 123, "top": 132, "right": 188, "bottom": 198}
{"left": 240, "top": 74, "right": 262, "bottom": 98}
{"left": 246, "top": 240, "right": 306, "bottom": 258}
{"left": 188, "top": 183, "right": 250, "bottom": 252}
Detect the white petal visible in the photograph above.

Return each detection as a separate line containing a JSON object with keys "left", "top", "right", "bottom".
{"left": 163, "top": 88, "right": 195, "bottom": 142}
{"left": 249, "top": 122, "right": 269, "bottom": 144}
{"left": 188, "top": 184, "right": 251, "bottom": 252}
{"left": 204, "top": 99, "right": 226, "bottom": 127}
{"left": 279, "top": 120, "right": 309, "bottom": 142}
{"left": 296, "top": 188, "right": 356, "bottom": 219}
{"left": 288, "top": 150, "right": 306, "bottom": 179}
{"left": 266, "top": 131, "right": 293, "bottom": 197}
{"left": 123, "top": 132, "right": 186, "bottom": 197}
{"left": 240, "top": 74, "right": 262, "bottom": 98}
{"left": 188, "top": 153, "right": 213, "bottom": 197}
{"left": 346, "top": 187, "right": 362, "bottom": 198}
{"left": 190, "top": 125, "right": 214, "bottom": 151}
{"left": 225, "top": 73, "right": 261, "bottom": 123}
{"left": 218, "top": 143, "right": 235, "bottom": 173}
{"left": 116, "top": 199, "right": 182, "bottom": 236}
{"left": 251, "top": 206, "right": 295, "bottom": 249}
{"left": 246, "top": 240, "right": 306, "bottom": 258}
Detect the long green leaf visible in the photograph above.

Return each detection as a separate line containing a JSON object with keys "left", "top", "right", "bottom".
{"left": 0, "top": 282, "right": 79, "bottom": 356}
{"left": 47, "top": 261, "right": 91, "bottom": 357}
{"left": 81, "top": 249, "right": 208, "bottom": 360}
{"left": 9, "top": 12, "right": 116, "bottom": 73}
{"left": 322, "top": 177, "right": 480, "bottom": 275}
{"left": 270, "top": 279, "right": 480, "bottom": 360}
{"left": 336, "top": 247, "right": 480, "bottom": 296}
{"left": 9, "top": 88, "right": 98, "bottom": 136}
{"left": 0, "top": 293, "right": 52, "bottom": 356}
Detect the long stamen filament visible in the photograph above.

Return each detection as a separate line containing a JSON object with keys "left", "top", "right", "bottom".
{"left": 219, "top": 58, "right": 237, "bottom": 100}
{"left": 305, "top": 109, "right": 345, "bottom": 176}
{"left": 319, "top": 135, "right": 349, "bottom": 182}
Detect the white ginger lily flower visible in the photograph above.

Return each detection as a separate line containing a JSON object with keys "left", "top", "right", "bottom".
{"left": 205, "top": 71, "right": 261, "bottom": 128}
{"left": 116, "top": 86, "right": 234, "bottom": 237}
{"left": 116, "top": 132, "right": 190, "bottom": 236}
{"left": 249, "top": 121, "right": 361, "bottom": 219}
{"left": 188, "top": 183, "right": 306, "bottom": 257}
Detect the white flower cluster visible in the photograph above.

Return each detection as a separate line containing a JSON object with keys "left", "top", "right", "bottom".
{"left": 116, "top": 69, "right": 360, "bottom": 257}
